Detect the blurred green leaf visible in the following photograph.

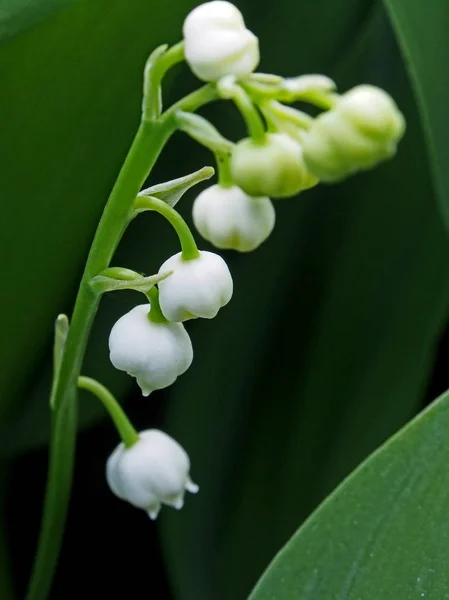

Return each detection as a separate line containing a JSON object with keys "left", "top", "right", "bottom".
{"left": 160, "top": 6, "right": 449, "bottom": 600}
{"left": 383, "top": 0, "right": 449, "bottom": 231}
{"left": 249, "top": 387, "right": 449, "bottom": 599}
{"left": 0, "top": 0, "right": 75, "bottom": 42}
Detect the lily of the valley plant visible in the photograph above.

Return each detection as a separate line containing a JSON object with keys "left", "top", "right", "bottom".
{"left": 27, "top": 2, "right": 405, "bottom": 598}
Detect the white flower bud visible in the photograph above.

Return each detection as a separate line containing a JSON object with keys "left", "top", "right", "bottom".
{"left": 109, "top": 304, "right": 193, "bottom": 396}
{"left": 192, "top": 184, "right": 275, "bottom": 252}
{"left": 106, "top": 429, "right": 199, "bottom": 519}
{"left": 157, "top": 250, "right": 233, "bottom": 322}
{"left": 301, "top": 85, "right": 406, "bottom": 181}
{"left": 183, "top": 1, "right": 259, "bottom": 82}
{"left": 231, "top": 133, "right": 318, "bottom": 198}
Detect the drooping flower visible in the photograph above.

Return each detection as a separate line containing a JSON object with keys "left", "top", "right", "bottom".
{"left": 157, "top": 250, "right": 233, "bottom": 322}
{"left": 192, "top": 184, "right": 275, "bottom": 252}
{"left": 183, "top": 1, "right": 259, "bottom": 82}
{"left": 106, "top": 429, "right": 199, "bottom": 519}
{"left": 109, "top": 304, "right": 193, "bottom": 396}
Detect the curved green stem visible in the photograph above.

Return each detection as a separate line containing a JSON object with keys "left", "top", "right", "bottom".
{"left": 151, "top": 41, "right": 185, "bottom": 85}
{"left": 26, "top": 394, "right": 76, "bottom": 600}
{"left": 144, "top": 41, "right": 185, "bottom": 119}
{"left": 218, "top": 80, "right": 265, "bottom": 142}
{"left": 215, "top": 151, "right": 234, "bottom": 188}
{"left": 146, "top": 287, "right": 167, "bottom": 323}
{"left": 233, "top": 86, "right": 266, "bottom": 142}
{"left": 164, "top": 83, "right": 218, "bottom": 118}
{"left": 78, "top": 377, "right": 138, "bottom": 447}
{"left": 260, "top": 99, "right": 314, "bottom": 131}
{"left": 53, "top": 119, "right": 175, "bottom": 413}
{"left": 301, "top": 90, "right": 337, "bottom": 110}
{"left": 26, "top": 79, "right": 217, "bottom": 600}
{"left": 240, "top": 78, "right": 337, "bottom": 110}
{"left": 134, "top": 195, "right": 200, "bottom": 260}
{"left": 25, "top": 118, "right": 174, "bottom": 600}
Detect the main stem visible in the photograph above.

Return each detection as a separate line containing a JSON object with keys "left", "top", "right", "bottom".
{"left": 26, "top": 83, "right": 216, "bottom": 600}
{"left": 25, "top": 117, "right": 175, "bottom": 600}
{"left": 56, "top": 118, "right": 175, "bottom": 412}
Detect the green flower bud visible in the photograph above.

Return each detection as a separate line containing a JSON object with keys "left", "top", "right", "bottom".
{"left": 230, "top": 133, "right": 318, "bottom": 198}
{"left": 301, "top": 85, "right": 405, "bottom": 182}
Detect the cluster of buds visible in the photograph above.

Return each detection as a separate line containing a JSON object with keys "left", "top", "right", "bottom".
{"left": 99, "top": 0, "right": 406, "bottom": 519}
{"left": 180, "top": 0, "right": 405, "bottom": 253}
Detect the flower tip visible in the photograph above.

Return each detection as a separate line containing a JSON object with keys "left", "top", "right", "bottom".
{"left": 136, "top": 378, "right": 154, "bottom": 397}
{"left": 172, "top": 496, "right": 185, "bottom": 510}
{"left": 186, "top": 479, "right": 200, "bottom": 494}
{"left": 148, "top": 506, "right": 160, "bottom": 520}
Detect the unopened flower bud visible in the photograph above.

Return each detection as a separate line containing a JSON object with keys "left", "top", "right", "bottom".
{"left": 192, "top": 184, "right": 275, "bottom": 252}
{"left": 231, "top": 133, "right": 318, "bottom": 198}
{"left": 158, "top": 250, "right": 233, "bottom": 322}
{"left": 301, "top": 85, "right": 406, "bottom": 181}
{"left": 183, "top": 1, "right": 259, "bottom": 82}
{"left": 109, "top": 304, "right": 193, "bottom": 396}
{"left": 107, "top": 429, "right": 199, "bottom": 519}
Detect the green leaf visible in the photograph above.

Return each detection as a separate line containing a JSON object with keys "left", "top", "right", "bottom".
{"left": 139, "top": 166, "right": 215, "bottom": 207}
{"left": 383, "top": 0, "right": 449, "bottom": 231}
{"left": 52, "top": 314, "right": 69, "bottom": 375}
{"left": 249, "top": 387, "right": 449, "bottom": 599}
{"left": 159, "top": 6, "right": 449, "bottom": 600}
{"left": 90, "top": 268, "right": 170, "bottom": 295}
{"left": 49, "top": 314, "right": 69, "bottom": 410}
{"left": 175, "top": 111, "right": 234, "bottom": 153}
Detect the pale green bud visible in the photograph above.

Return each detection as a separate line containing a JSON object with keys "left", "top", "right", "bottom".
{"left": 230, "top": 133, "right": 318, "bottom": 198}
{"left": 301, "top": 85, "right": 406, "bottom": 182}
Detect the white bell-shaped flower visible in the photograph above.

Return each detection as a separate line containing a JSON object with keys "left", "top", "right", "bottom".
{"left": 192, "top": 184, "right": 275, "bottom": 252}
{"left": 109, "top": 304, "right": 193, "bottom": 396}
{"left": 157, "top": 250, "right": 233, "bottom": 322}
{"left": 183, "top": 1, "right": 259, "bottom": 82}
{"left": 107, "top": 429, "right": 199, "bottom": 519}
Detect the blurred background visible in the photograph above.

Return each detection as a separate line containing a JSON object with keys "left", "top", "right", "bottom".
{"left": 1, "top": 0, "right": 448, "bottom": 598}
